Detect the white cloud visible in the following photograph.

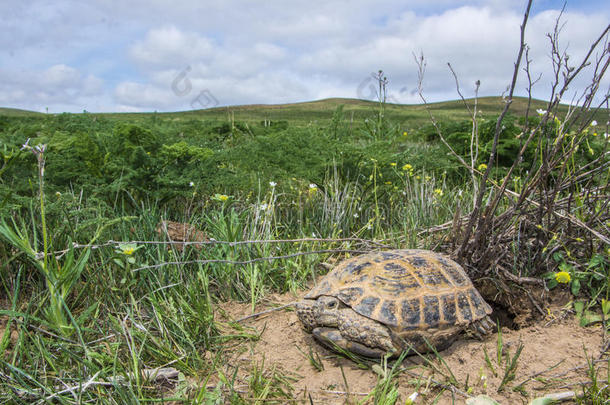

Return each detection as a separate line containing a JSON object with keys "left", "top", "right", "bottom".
{"left": 0, "top": 65, "right": 104, "bottom": 110}
{"left": 0, "top": 0, "right": 608, "bottom": 112}
{"left": 130, "top": 26, "right": 216, "bottom": 68}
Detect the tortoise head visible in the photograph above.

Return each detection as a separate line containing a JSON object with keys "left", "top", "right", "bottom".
{"left": 295, "top": 296, "right": 345, "bottom": 331}
{"left": 296, "top": 295, "right": 397, "bottom": 358}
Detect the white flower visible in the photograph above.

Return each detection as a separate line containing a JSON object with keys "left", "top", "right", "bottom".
{"left": 536, "top": 109, "right": 547, "bottom": 115}
{"left": 259, "top": 203, "right": 268, "bottom": 211}
{"left": 189, "top": 181, "right": 194, "bottom": 187}
{"left": 309, "top": 183, "right": 317, "bottom": 189}
{"left": 269, "top": 181, "right": 277, "bottom": 187}
{"left": 367, "top": 223, "right": 373, "bottom": 230}
{"left": 353, "top": 213, "right": 359, "bottom": 218}
{"left": 405, "top": 392, "right": 419, "bottom": 404}
{"left": 591, "top": 120, "right": 598, "bottom": 126}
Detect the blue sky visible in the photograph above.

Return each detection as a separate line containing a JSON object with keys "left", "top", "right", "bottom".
{"left": 1, "top": 0, "right": 608, "bottom": 113}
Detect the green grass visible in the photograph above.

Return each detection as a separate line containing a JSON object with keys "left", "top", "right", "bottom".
{"left": 0, "top": 93, "right": 608, "bottom": 403}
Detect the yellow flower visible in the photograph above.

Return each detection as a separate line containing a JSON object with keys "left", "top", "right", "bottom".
{"left": 402, "top": 164, "right": 413, "bottom": 171}
{"left": 390, "top": 162, "right": 397, "bottom": 167}
{"left": 118, "top": 243, "right": 137, "bottom": 256}
{"left": 219, "top": 194, "right": 229, "bottom": 201}
{"left": 434, "top": 188, "right": 443, "bottom": 197}
{"left": 554, "top": 271, "right": 571, "bottom": 284}
{"left": 402, "top": 131, "right": 408, "bottom": 137}
{"left": 478, "top": 163, "right": 487, "bottom": 171}
{"left": 385, "top": 181, "right": 392, "bottom": 185}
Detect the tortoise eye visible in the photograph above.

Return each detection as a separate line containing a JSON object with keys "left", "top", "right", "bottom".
{"left": 327, "top": 301, "right": 337, "bottom": 309}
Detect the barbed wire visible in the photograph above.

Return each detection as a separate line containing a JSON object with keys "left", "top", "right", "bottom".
{"left": 132, "top": 248, "right": 373, "bottom": 272}
{"left": 29, "top": 237, "right": 394, "bottom": 261}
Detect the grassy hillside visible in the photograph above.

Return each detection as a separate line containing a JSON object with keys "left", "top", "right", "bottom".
{"left": 4, "top": 96, "right": 602, "bottom": 127}
{"left": 0, "top": 107, "right": 45, "bottom": 117}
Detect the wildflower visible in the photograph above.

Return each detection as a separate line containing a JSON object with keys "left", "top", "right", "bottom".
{"left": 415, "top": 175, "right": 421, "bottom": 180}
{"left": 405, "top": 392, "right": 418, "bottom": 404}
{"left": 434, "top": 188, "right": 443, "bottom": 197}
{"left": 309, "top": 183, "right": 317, "bottom": 189}
{"left": 269, "top": 181, "right": 277, "bottom": 187}
{"left": 55, "top": 191, "right": 61, "bottom": 197}
{"left": 213, "top": 193, "right": 230, "bottom": 202}
{"left": 478, "top": 163, "right": 487, "bottom": 171}
{"left": 591, "top": 120, "right": 597, "bottom": 126}
{"left": 402, "top": 131, "right": 408, "bottom": 137}
{"left": 118, "top": 243, "right": 137, "bottom": 256}
{"left": 390, "top": 162, "right": 397, "bottom": 167}
{"left": 425, "top": 176, "right": 431, "bottom": 181}
{"left": 536, "top": 109, "right": 547, "bottom": 116}
{"left": 385, "top": 181, "right": 392, "bottom": 185}
{"left": 554, "top": 271, "right": 571, "bottom": 284}
{"left": 402, "top": 164, "right": 413, "bottom": 171}
{"left": 353, "top": 213, "right": 359, "bottom": 218}
{"left": 259, "top": 203, "right": 268, "bottom": 211}
{"left": 189, "top": 181, "right": 194, "bottom": 187}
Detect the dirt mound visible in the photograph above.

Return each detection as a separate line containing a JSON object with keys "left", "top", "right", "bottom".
{"left": 219, "top": 291, "right": 606, "bottom": 404}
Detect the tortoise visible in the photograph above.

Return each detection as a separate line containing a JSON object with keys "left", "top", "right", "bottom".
{"left": 296, "top": 249, "right": 493, "bottom": 358}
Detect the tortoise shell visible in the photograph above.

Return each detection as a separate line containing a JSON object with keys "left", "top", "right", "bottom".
{"left": 305, "top": 249, "right": 492, "bottom": 331}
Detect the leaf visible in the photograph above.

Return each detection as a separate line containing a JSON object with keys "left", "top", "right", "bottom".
{"left": 601, "top": 299, "right": 610, "bottom": 315}
{"left": 573, "top": 301, "right": 585, "bottom": 316}
{"left": 571, "top": 278, "right": 581, "bottom": 295}
{"left": 588, "top": 254, "right": 606, "bottom": 269}
{"left": 580, "top": 311, "right": 602, "bottom": 327}
{"left": 465, "top": 395, "right": 501, "bottom": 405}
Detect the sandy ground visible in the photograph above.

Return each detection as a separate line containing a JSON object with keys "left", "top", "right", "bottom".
{"left": 218, "top": 291, "right": 607, "bottom": 405}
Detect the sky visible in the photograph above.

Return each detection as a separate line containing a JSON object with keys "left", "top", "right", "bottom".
{"left": 1, "top": 0, "right": 608, "bottom": 113}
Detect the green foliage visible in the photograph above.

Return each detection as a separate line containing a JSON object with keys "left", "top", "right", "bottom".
{"left": 0, "top": 97, "right": 608, "bottom": 403}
